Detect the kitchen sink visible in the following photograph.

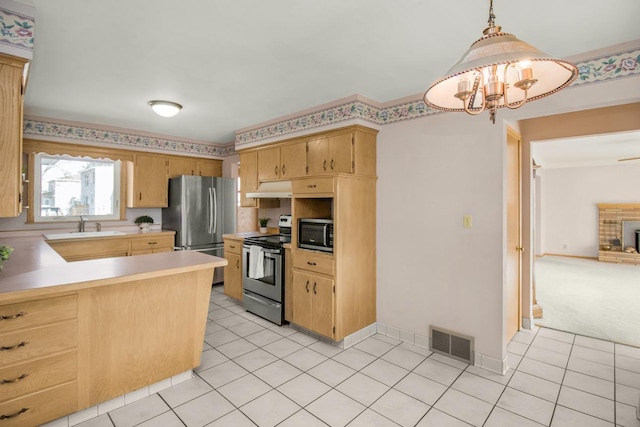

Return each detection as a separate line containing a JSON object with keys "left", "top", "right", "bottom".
{"left": 44, "top": 231, "right": 126, "bottom": 240}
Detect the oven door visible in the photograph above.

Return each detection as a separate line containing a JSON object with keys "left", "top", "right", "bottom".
{"left": 242, "top": 246, "right": 283, "bottom": 302}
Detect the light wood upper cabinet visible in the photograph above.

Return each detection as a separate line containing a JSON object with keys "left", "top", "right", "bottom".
{"left": 307, "top": 133, "right": 353, "bottom": 175}
{"left": 169, "top": 157, "right": 222, "bottom": 178}
{"left": 0, "top": 54, "right": 28, "bottom": 218}
{"left": 280, "top": 142, "right": 307, "bottom": 179}
{"left": 198, "top": 159, "right": 222, "bottom": 177}
{"left": 257, "top": 146, "right": 281, "bottom": 181}
{"left": 168, "top": 156, "right": 196, "bottom": 177}
{"left": 127, "top": 154, "right": 168, "bottom": 207}
{"left": 239, "top": 151, "right": 258, "bottom": 207}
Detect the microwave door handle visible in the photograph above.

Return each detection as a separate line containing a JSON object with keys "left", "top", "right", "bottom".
{"left": 323, "top": 226, "right": 328, "bottom": 247}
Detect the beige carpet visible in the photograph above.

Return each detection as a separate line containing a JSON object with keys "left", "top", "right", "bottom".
{"left": 534, "top": 255, "right": 640, "bottom": 347}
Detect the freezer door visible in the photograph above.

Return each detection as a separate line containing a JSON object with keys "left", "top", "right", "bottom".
{"left": 215, "top": 177, "right": 237, "bottom": 240}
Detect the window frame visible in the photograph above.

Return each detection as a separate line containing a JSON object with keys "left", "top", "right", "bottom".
{"left": 31, "top": 153, "right": 123, "bottom": 223}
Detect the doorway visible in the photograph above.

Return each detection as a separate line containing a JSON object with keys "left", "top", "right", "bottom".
{"left": 519, "top": 103, "right": 640, "bottom": 343}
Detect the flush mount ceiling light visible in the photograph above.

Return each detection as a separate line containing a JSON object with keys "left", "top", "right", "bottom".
{"left": 148, "top": 100, "right": 182, "bottom": 118}
{"left": 424, "top": 0, "right": 578, "bottom": 124}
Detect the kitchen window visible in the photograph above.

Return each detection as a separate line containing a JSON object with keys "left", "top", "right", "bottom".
{"left": 33, "top": 153, "right": 121, "bottom": 222}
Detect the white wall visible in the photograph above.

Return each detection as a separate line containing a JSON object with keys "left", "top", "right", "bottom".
{"left": 377, "top": 111, "right": 506, "bottom": 364}
{"left": 537, "top": 163, "right": 640, "bottom": 257}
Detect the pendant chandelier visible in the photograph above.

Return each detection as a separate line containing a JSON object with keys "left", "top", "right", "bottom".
{"left": 423, "top": 0, "right": 578, "bottom": 123}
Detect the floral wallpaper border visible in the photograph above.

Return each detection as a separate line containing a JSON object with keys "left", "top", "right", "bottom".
{"left": 0, "top": 6, "right": 34, "bottom": 53}
{"left": 21, "top": 47, "right": 640, "bottom": 157}
{"left": 235, "top": 47, "right": 640, "bottom": 146}
{"left": 23, "top": 120, "right": 234, "bottom": 158}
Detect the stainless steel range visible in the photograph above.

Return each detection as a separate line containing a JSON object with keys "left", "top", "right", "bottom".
{"left": 242, "top": 215, "right": 291, "bottom": 325}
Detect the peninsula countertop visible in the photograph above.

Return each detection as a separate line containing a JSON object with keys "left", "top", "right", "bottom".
{"left": 0, "top": 235, "right": 227, "bottom": 303}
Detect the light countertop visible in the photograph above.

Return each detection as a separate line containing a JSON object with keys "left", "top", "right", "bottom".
{"left": 0, "top": 235, "right": 226, "bottom": 303}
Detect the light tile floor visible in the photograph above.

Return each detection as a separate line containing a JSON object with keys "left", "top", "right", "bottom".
{"left": 75, "top": 284, "right": 639, "bottom": 427}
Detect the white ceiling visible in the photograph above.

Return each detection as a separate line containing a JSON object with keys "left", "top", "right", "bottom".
{"left": 533, "top": 131, "right": 640, "bottom": 169}
{"left": 18, "top": 0, "right": 640, "bottom": 144}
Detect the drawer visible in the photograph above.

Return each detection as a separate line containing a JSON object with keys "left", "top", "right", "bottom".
{"left": 0, "top": 380, "right": 77, "bottom": 427}
{"left": 0, "top": 295, "right": 77, "bottom": 335}
{"left": 130, "top": 234, "right": 174, "bottom": 251}
{"left": 292, "top": 178, "right": 334, "bottom": 195}
{"left": 0, "top": 350, "right": 77, "bottom": 403}
{"left": 0, "top": 320, "right": 77, "bottom": 366}
{"left": 293, "top": 251, "right": 334, "bottom": 276}
{"left": 224, "top": 239, "right": 242, "bottom": 255}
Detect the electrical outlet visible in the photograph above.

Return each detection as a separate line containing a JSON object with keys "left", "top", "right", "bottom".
{"left": 463, "top": 215, "right": 473, "bottom": 229}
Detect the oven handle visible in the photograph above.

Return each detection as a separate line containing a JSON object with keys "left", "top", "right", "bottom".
{"left": 243, "top": 292, "right": 280, "bottom": 308}
{"left": 243, "top": 246, "right": 281, "bottom": 254}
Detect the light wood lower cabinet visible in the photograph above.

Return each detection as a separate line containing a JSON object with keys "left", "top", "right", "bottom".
{"left": 0, "top": 294, "right": 79, "bottom": 426}
{"left": 223, "top": 238, "right": 243, "bottom": 300}
{"left": 129, "top": 234, "right": 174, "bottom": 256}
{"left": 0, "top": 381, "right": 78, "bottom": 427}
{"left": 0, "top": 264, "right": 214, "bottom": 425}
{"left": 292, "top": 271, "right": 334, "bottom": 339}
{"left": 47, "top": 232, "right": 175, "bottom": 261}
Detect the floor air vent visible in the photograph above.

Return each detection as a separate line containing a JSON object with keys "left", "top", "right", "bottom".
{"left": 429, "top": 326, "right": 474, "bottom": 365}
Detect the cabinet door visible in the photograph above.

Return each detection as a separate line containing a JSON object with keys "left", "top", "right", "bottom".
{"left": 257, "top": 147, "right": 280, "bottom": 181}
{"left": 291, "top": 271, "right": 313, "bottom": 330}
{"left": 133, "top": 155, "right": 168, "bottom": 207}
{"left": 280, "top": 142, "right": 307, "bottom": 178}
{"left": 307, "top": 137, "right": 330, "bottom": 176}
{"left": 239, "top": 151, "right": 257, "bottom": 207}
{"left": 311, "top": 275, "right": 334, "bottom": 339}
{"left": 198, "top": 159, "right": 222, "bottom": 177}
{"left": 0, "top": 55, "right": 27, "bottom": 218}
{"left": 169, "top": 157, "right": 196, "bottom": 178}
{"left": 328, "top": 133, "right": 353, "bottom": 174}
{"left": 224, "top": 252, "right": 242, "bottom": 300}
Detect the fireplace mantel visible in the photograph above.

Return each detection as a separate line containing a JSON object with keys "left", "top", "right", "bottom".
{"left": 598, "top": 203, "right": 640, "bottom": 265}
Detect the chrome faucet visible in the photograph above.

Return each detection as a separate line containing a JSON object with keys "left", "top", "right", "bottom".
{"left": 78, "top": 216, "right": 88, "bottom": 232}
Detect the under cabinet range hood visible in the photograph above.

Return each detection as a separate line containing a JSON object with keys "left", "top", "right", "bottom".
{"left": 246, "top": 181, "right": 292, "bottom": 198}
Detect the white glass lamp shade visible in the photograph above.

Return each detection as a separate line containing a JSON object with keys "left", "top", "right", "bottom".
{"left": 424, "top": 31, "right": 578, "bottom": 113}
{"left": 149, "top": 100, "right": 182, "bottom": 118}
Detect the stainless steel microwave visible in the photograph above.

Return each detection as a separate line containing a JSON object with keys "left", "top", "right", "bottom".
{"left": 298, "top": 218, "right": 333, "bottom": 253}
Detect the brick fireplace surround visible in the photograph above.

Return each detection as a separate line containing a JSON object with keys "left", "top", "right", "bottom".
{"left": 598, "top": 203, "right": 640, "bottom": 264}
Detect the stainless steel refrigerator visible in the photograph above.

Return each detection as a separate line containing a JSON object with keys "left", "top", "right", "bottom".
{"left": 162, "top": 175, "right": 236, "bottom": 284}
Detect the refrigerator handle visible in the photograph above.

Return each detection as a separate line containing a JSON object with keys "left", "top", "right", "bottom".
{"left": 208, "top": 187, "right": 214, "bottom": 234}
{"left": 212, "top": 186, "right": 218, "bottom": 233}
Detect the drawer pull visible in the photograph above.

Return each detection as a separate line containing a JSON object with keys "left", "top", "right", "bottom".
{"left": 1, "top": 341, "right": 28, "bottom": 351}
{"left": 313, "top": 282, "right": 317, "bottom": 294}
{"left": 307, "top": 261, "right": 317, "bottom": 266}
{"left": 236, "top": 259, "right": 240, "bottom": 268}
{"left": 147, "top": 241, "right": 157, "bottom": 245}
{"left": 0, "top": 373, "right": 29, "bottom": 384}
{"left": 307, "top": 184, "right": 317, "bottom": 188}
{"left": 0, "top": 408, "right": 28, "bottom": 420}
{"left": 305, "top": 281, "right": 309, "bottom": 293}
{"left": 230, "top": 245, "right": 235, "bottom": 249}
{"left": 0, "top": 311, "right": 27, "bottom": 321}
{"left": 330, "top": 159, "right": 334, "bottom": 170}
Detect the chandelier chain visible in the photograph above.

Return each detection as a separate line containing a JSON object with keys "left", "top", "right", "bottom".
{"left": 487, "top": 0, "right": 496, "bottom": 28}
